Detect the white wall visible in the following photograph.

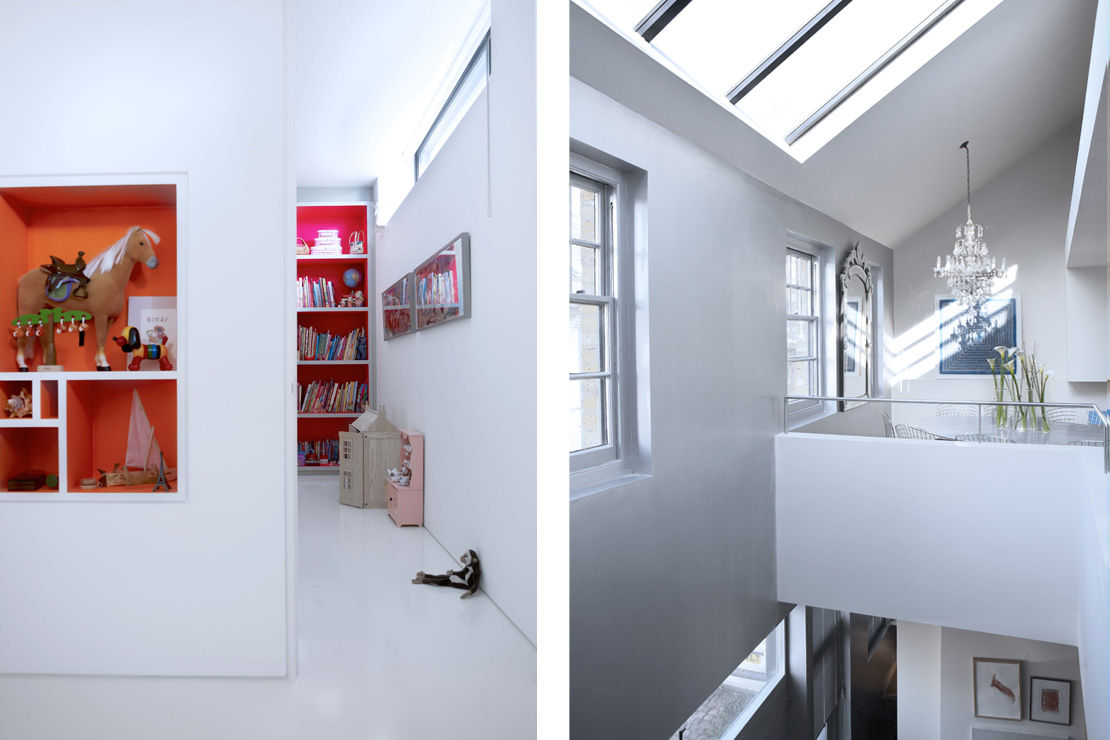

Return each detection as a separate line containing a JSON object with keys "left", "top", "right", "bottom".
{"left": 893, "top": 124, "right": 1104, "bottom": 424}
{"left": 776, "top": 433, "right": 1100, "bottom": 646}
{"left": 1065, "top": 0, "right": 1108, "bottom": 269}
{"left": 898, "top": 622, "right": 942, "bottom": 740}
{"left": 569, "top": 78, "right": 894, "bottom": 740}
{"left": 374, "top": 0, "right": 538, "bottom": 645}
{"left": 1076, "top": 461, "right": 1108, "bottom": 740}
{"left": 0, "top": 0, "right": 290, "bottom": 674}
{"left": 1065, "top": 266, "right": 1108, "bottom": 382}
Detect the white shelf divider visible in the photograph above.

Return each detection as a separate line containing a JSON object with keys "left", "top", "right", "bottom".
{"left": 295, "top": 307, "right": 369, "bottom": 313}
{"left": 296, "top": 253, "right": 369, "bottom": 261}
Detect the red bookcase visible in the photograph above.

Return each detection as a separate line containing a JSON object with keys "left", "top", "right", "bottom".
{"left": 296, "top": 202, "right": 374, "bottom": 474}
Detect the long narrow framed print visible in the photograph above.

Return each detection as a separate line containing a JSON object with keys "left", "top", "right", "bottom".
{"left": 414, "top": 233, "right": 470, "bottom": 331}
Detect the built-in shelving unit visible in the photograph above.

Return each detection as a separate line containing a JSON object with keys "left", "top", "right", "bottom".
{"left": 0, "top": 179, "right": 182, "bottom": 501}
{"left": 296, "top": 202, "right": 374, "bottom": 473}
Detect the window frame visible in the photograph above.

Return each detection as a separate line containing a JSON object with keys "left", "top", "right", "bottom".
{"left": 787, "top": 245, "right": 821, "bottom": 420}
{"left": 672, "top": 618, "right": 788, "bottom": 740}
{"left": 570, "top": 166, "right": 620, "bottom": 472}
{"left": 786, "top": 237, "right": 834, "bottom": 426}
{"left": 414, "top": 30, "right": 491, "bottom": 181}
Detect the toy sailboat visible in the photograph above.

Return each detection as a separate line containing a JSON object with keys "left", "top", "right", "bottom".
{"left": 98, "top": 390, "right": 177, "bottom": 487}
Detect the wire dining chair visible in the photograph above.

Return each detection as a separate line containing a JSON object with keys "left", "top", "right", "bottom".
{"left": 895, "top": 424, "right": 944, "bottom": 440}
{"left": 936, "top": 404, "right": 978, "bottom": 417}
{"left": 881, "top": 412, "right": 896, "bottom": 438}
{"left": 955, "top": 433, "right": 1013, "bottom": 443}
{"left": 1045, "top": 407, "right": 1085, "bottom": 426}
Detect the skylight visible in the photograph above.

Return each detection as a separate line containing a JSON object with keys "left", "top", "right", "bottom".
{"left": 735, "top": 0, "right": 956, "bottom": 143}
{"left": 581, "top": 0, "right": 989, "bottom": 158}
{"left": 651, "top": 0, "right": 829, "bottom": 100}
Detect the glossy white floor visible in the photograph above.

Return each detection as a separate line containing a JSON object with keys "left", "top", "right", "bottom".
{"left": 0, "top": 478, "right": 537, "bottom": 739}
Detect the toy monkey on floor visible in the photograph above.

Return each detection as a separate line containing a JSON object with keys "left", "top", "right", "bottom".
{"left": 412, "top": 549, "right": 480, "bottom": 599}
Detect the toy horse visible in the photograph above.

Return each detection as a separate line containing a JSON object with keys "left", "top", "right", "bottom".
{"left": 16, "top": 226, "right": 161, "bottom": 371}
{"left": 112, "top": 325, "right": 172, "bottom": 371}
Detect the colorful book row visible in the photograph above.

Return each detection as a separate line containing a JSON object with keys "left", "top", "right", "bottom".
{"left": 297, "top": 326, "right": 367, "bottom": 361}
{"left": 417, "top": 268, "right": 458, "bottom": 307}
{"left": 297, "top": 276, "right": 338, "bottom": 308}
{"left": 298, "top": 439, "right": 339, "bottom": 464}
{"left": 297, "top": 379, "right": 368, "bottom": 414}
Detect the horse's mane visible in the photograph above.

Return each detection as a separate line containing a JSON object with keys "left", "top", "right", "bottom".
{"left": 85, "top": 226, "right": 160, "bottom": 275}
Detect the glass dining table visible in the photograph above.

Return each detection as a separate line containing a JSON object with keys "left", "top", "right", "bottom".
{"left": 928, "top": 417, "right": 1107, "bottom": 445}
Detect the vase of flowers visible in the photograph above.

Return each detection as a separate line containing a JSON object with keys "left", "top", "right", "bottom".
{"left": 988, "top": 346, "right": 1016, "bottom": 428}
{"left": 1020, "top": 343, "right": 1052, "bottom": 431}
{"left": 989, "top": 344, "right": 1051, "bottom": 432}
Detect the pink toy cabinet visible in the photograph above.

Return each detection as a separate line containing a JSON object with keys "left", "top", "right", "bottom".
{"left": 387, "top": 429, "right": 423, "bottom": 527}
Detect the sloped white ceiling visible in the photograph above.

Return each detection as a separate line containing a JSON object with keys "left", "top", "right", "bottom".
{"left": 570, "top": 0, "right": 1098, "bottom": 248}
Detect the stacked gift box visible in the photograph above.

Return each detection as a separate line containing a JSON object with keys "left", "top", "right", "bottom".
{"left": 311, "top": 228, "right": 342, "bottom": 255}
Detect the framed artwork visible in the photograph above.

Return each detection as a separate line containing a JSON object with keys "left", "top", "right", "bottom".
{"left": 381, "top": 273, "right": 414, "bottom": 340}
{"left": 414, "top": 233, "right": 470, "bottom": 331}
{"left": 1029, "top": 677, "right": 1071, "bottom": 725}
{"left": 974, "top": 658, "right": 1023, "bottom": 721}
{"left": 937, "top": 295, "right": 1020, "bottom": 376}
{"left": 127, "top": 296, "right": 177, "bottom": 369}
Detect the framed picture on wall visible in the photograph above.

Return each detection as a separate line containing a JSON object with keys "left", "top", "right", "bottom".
{"left": 973, "top": 658, "right": 1023, "bottom": 721}
{"left": 381, "top": 273, "right": 414, "bottom": 340}
{"left": 937, "top": 295, "right": 1021, "bottom": 376}
{"left": 1029, "top": 676, "right": 1071, "bottom": 725}
{"left": 414, "top": 233, "right": 470, "bottom": 331}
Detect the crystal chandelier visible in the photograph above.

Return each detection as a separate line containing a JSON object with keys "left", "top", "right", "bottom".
{"left": 935, "top": 141, "right": 1004, "bottom": 346}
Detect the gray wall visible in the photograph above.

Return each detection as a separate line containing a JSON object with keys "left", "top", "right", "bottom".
{"left": 569, "top": 78, "right": 894, "bottom": 739}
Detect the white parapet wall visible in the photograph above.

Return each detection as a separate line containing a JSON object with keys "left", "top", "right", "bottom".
{"left": 776, "top": 432, "right": 1103, "bottom": 645}
{"left": 777, "top": 432, "right": 1108, "bottom": 740}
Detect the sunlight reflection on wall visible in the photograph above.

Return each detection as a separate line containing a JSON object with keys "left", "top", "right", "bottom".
{"left": 891, "top": 264, "right": 1019, "bottom": 385}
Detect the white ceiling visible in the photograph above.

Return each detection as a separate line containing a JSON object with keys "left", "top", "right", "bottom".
{"left": 292, "top": 0, "right": 486, "bottom": 189}
{"left": 293, "top": 0, "right": 1098, "bottom": 250}
{"left": 569, "top": 0, "right": 1098, "bottom": 248}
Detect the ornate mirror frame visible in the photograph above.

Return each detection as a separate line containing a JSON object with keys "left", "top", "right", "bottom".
{"left": 839, "top": 242, "right": 874, "bottom": 410}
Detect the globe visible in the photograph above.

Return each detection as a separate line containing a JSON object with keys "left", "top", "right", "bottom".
{"left": 342, "top": 267, "right": 362, "bottom": 288}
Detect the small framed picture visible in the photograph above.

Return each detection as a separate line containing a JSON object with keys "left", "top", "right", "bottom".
{"left": 1030, "top": 676, "right": 1071, "bottom": 725}
{"left": 381, "top": 273, "right": 414, "bottom": 340}
{"left": 973, "top": 658, "right": 1022, "bottom": 721}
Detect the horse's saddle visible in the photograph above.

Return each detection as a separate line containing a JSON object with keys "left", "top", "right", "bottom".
{"left": 40, "top": 252, "right": 90, "bottom": 302}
